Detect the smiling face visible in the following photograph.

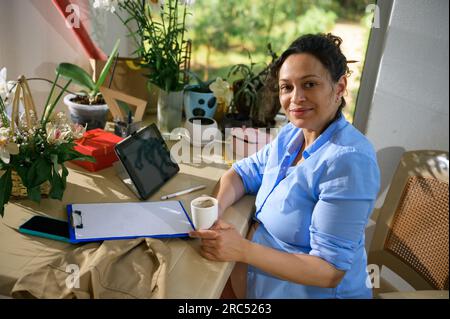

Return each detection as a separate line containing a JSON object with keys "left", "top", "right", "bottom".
{"left": 278, "top": 53, "right": 347, "bottom": 134}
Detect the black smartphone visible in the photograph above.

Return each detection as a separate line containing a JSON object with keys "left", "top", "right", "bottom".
{"left": 19, "top": 216, "right": 71, "bottom": 243}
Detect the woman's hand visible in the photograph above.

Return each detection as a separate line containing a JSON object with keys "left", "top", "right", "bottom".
{"left": 189, "top": 219, "right": 250, "bottom": 262}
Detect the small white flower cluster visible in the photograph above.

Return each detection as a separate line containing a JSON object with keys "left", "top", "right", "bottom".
{"left": 0, "top": 111, "right": 87, "bottom": 164}
{"left": 0, "top": 126, "right": 19, "bottom": 164}
{"left": 93, "top": 0, "right": 194, "bottom": 14}
{"left": 93, "top": 0, "right": 127, "bottom": 13}
{"left": 45, "top": 112, "right": 86, "bottom": 145}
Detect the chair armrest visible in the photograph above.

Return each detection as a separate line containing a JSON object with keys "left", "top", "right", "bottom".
{"left": 377, "top": 290, "right": 449, "bottom": 299}
{"left": 365, "top": 218, "right": 376, "bottom": 251}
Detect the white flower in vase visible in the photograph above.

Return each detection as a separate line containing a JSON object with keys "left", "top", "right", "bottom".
{"left": 93, "top": 0, "right": 125, "bottom": 13}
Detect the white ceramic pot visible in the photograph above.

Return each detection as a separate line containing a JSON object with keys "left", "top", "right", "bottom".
{"left": 64, "top": 94, "right": 109, "bottom": 130}
{"left": 183, "top": 86, "right": 217, "bottom": 119}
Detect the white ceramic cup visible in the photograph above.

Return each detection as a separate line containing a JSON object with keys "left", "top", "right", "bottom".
{"left": 190, "top": 196, "right": 218, "bottom": 230}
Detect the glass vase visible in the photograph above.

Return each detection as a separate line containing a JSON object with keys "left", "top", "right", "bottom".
{"left": 157, "top": 89, "right": 184, "bottom": 133}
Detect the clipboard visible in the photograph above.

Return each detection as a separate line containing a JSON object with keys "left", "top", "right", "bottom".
{"left": 67, "top": 201, "right": 194, "bottom": 243}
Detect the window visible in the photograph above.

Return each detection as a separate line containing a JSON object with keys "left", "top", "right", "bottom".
{"left": 188, "top": 0, "right": 375, "bottom": 123}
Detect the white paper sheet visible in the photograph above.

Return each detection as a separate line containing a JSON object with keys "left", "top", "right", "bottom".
{"left": 69, "top": 201, "right": 193, "bottom": 241}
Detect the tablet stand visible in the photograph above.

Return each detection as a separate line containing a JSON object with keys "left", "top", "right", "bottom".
{"left": 113, "top": 161, "right": 140, "bottom": 198}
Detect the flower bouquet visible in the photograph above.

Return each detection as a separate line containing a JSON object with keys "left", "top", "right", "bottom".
{"left": 0, "top": 74, "right": 95, "bottom": 216}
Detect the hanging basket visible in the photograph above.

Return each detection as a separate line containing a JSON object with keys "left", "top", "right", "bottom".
{"left": 10, "top": 170, "right": 50, "bottom": 199}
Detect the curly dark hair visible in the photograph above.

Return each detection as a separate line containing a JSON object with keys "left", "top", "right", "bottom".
{"left": 268, "top": 33, "right": 352, "bottom": 113}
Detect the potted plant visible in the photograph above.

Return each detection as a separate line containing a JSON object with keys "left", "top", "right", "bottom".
{"left": 225, "top": 45, "right": 280, "bottom": 128}
{"left": 58, "top": 39, "right": 120, "bottom": 130}
{"left": 94, "top": 0, "right": 193, "bottom": 132}
{"left": 0, "top": 74, "right": 94, "bottom": 216}
{"left": 184, "top": 71, "right": 218, "bottom": 119}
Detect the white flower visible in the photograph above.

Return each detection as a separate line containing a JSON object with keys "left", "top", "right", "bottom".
{"left": 0, "top": 67, "right": 15, "bottom": 103}
{"left": 46, "top": 124, "right": 71, "bottom": 145}
{"left": 53, "top": 112, "right": 70, "bottom": 126}
{"left": 0, "top": 127, "right": 19, "bottom": 164}
{"left": 209, "top": 78, "right": 233, "bottom": 106}
{"left": 148, "top": 0, "right": 164, "bottom": 13}
{"left": 71, "top": 123, "right": 87, "bottom": 140}
{"left": 179, "top": 0, "right": 195, "bottom": 5}
{"left": 19, "top": 110, "right": 38, "bottom": 129}
{"left": 0, "top": 68, "right": 7, "bottom": 101}
{"left": 93, "top": 0, "right": 126, "bottom": 13}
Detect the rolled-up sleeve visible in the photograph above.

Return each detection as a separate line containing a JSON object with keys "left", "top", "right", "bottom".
{"left": 232, "top": 143, "right": 272, "bottom": 195}
{"left": 309, "top": 151, "right": 380, "bottom": 271}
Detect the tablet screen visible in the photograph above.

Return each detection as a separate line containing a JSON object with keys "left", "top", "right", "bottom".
{"left": 114, "top": 124, "right": 179, "bottom": 199}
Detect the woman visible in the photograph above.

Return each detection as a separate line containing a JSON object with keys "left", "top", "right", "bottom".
{"left": 190, "top": 33, "right": 380, "bottom": 299}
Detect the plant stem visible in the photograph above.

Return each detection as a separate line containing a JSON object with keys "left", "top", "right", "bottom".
{"left": 26, "top": 78, "right": 76, "bottom": 95}
{"left": 42, "top": 79, "right": 72, "bottom": 126}
{"left": 41, "top": 73, "right": 60, "bottom": 124}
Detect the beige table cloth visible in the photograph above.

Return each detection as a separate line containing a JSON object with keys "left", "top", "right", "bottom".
{"left": 0, "top": 141, "right": 255, "bottom": 298}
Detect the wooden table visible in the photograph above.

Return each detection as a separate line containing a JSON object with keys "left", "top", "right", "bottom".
{"left": 0, "top": 130, "right": 255, "bottom": 298}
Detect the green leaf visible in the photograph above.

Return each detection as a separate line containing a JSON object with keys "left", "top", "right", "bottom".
{"left": 0, "top": 169, "right": 12, "bottom": 217}
{"left": 57, "top": 63, "right": 96, "bottom": 92}
{"left": 53, "top": 143, "right": 95, "bottom": 163}
{"left": 27, "top": 157, "right": 52, "bottom": 188}
{"left": 27, "top": 185, "right": 42, "bottom": 203}
{"left": 61, "top": 164, "right": 69, "bottom": 189}
{"left": 49, "top": 166, "right": 64, "bottom": 200}
{"left": 93, "top": 39, "right": 121, "bottom": 96}
{"left": 50, "top": 154, "right": 59, "bottom": 172}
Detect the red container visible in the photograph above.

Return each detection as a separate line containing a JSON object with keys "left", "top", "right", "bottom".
{"left": 71, "top": 128, "right": 124, "bottom": 172}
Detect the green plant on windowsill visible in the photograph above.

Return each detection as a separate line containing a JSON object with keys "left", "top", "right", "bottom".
{"left": 94, "top": 0, "right": 192, "bottom": 93}
{"left": 56, "top": 39, "right": 120, "bottom": 105}
{"left": 185, "top": 71, "right": 216, "bottom": 93}
{"left": 227, "top": 44, "right": 279, "bottom": 124}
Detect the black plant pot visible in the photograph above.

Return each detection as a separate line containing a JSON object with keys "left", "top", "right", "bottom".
{"left": 220, "top": 113, "right": 253, "bottom": 132}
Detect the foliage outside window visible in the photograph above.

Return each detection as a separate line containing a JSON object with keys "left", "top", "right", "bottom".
{"left": 188, "top": 0, "right": 374, "bottom": 122}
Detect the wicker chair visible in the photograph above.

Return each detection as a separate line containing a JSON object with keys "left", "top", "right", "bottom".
{"left": 368, "top": 150, "right": 449, "bottom": 299}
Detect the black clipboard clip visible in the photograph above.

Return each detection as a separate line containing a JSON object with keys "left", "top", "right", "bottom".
{"left": 70, "top": 210, "right": 83, "bottom": 229}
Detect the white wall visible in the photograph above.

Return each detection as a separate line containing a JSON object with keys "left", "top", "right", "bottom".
{"left": 0, "top": 0, "right": 88, "bottom": 114}
{"left": 0, "top": 0, "right": 131, "bottom": 115}
{"left": 356, "top": 0, "right": 449, "bottom": 207}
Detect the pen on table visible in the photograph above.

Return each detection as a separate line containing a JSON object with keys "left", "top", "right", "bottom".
{"left": 161, "top": 185, "right": 206, "bottom": 200}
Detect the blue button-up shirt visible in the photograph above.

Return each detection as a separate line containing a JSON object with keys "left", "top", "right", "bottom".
{"left": 232, "top": 114, "right": 380, "bottom": 299}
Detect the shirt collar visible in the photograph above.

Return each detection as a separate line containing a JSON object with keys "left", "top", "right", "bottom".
{"left": 302, "top": 113, "right": 348, "bottom": 159}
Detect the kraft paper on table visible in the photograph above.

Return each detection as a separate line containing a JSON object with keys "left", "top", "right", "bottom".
{"left": 11, "top": 238, "right": 170, "bottom": 299}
